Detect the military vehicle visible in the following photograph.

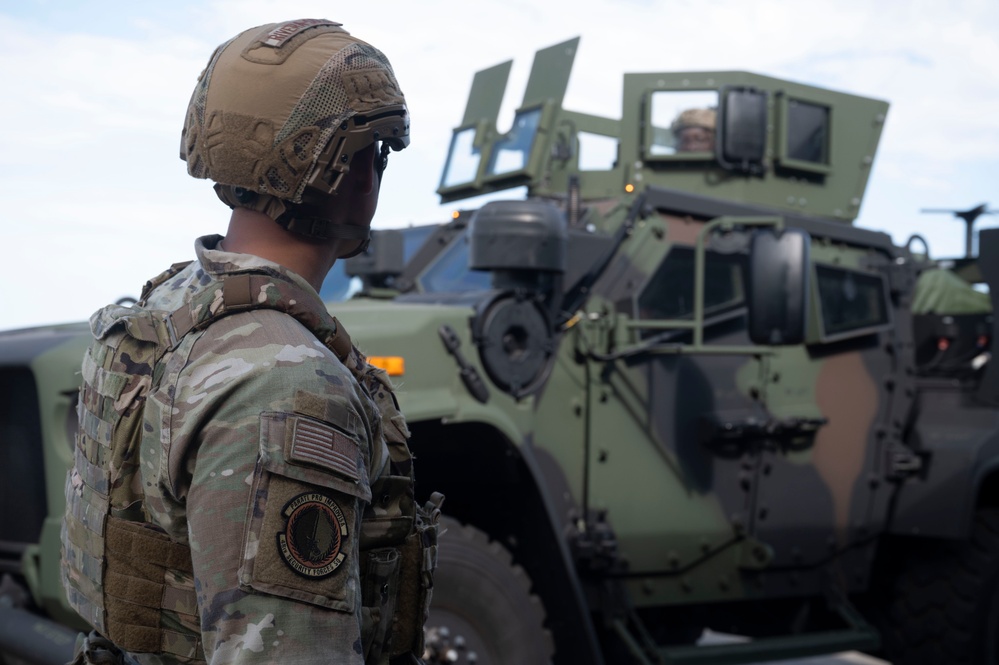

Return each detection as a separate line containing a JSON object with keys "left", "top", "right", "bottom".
{"left": 3, "top": 37, "right": 998, "bottom": 665}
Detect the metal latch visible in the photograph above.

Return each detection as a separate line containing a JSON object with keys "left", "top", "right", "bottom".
{"left": 887, "top": 446, "right": 924, "bottom": 480}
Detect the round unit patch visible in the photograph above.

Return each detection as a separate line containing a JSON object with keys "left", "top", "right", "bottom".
{"left": 278, "top": 492, "right": 348, "bottom": 578}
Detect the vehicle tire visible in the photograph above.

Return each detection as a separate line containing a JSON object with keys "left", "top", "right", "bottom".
{"left": 424, "top": 516, "right": 555, "bottom": 665}
{"left": 872, "top": 508, "right": 999, "bottom": 664}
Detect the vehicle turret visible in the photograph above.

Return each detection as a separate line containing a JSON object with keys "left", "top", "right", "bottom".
{"left": 438, "top": 38, "right": 888, "bottom": 224}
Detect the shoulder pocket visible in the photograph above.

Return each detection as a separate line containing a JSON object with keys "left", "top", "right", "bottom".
{"left": 238, "top": 411, "right": 370, "bottom": 612}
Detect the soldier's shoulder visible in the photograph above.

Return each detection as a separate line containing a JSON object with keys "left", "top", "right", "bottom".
{"left": 194, "top": 308, "right": 335, "bottom": 361}
{"left": 187, "top": 309, "right": 363, "bottom": 399}
{"left": 142, "top": 261, "right": 203, "bottom": 312}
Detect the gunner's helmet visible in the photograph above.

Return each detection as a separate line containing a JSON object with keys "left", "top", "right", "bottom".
{"left": 670, "top": 107, "right": 716, "bottom": 135}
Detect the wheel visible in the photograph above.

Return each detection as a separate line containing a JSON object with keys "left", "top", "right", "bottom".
{"left": 424, "top": 516, "right": 554, "bottom": 665}
{"left": 871, "top": 508, "right": 999, "bottom": 664}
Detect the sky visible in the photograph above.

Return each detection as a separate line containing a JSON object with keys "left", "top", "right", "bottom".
{"left": 1, "top": 0, "right": 997, "bottom": 330}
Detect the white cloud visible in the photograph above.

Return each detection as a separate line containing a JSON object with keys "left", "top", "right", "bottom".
{"left": 1, "top": 0, "right": 997, "bottom": 329}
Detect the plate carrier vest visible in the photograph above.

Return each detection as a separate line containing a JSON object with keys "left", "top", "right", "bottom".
{"left": 61, "top": 261, "right": 442, "bottom": 664}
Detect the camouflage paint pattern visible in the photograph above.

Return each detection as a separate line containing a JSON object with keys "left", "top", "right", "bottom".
{"left": 10, "top": 37, "right": 999, "bottom": 665}
{"left": 521, "top": 203, "right": 913, "bottom": 607}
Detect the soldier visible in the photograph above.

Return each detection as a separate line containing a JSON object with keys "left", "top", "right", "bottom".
{"left": 61, "top": 19, "right": 440, "bottom": 665}
{"left": 672, "top": 107, "right": 717, "bottom": 153}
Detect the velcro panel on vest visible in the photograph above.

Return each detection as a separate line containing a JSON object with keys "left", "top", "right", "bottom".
{"left": 104, "top": 517, "right": 202, "bottom": 660}
{"left": 222, "top": 272, "right": 255, "bottom": 309}
{"left": 292, "top": 389, "right": 362, "bottom": 436}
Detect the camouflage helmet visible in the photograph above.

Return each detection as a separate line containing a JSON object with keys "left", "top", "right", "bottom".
{"left": 180, "top": 19, "right": 409, "bottom": 240}
{"left": 671, "top": 107, "right": 716, "bottom": 135}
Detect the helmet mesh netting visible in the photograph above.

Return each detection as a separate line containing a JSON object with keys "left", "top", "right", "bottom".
{"left": 276, "top": 43, "right": 401, "bottom": 198}
{"left": 185, "top": 35, "right": 404, "bottom": 202}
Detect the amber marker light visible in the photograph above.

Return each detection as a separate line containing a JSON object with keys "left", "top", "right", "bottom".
{"left": 368, "top": 356, "right": 405, "bottom": 376}
{"left": 625, "top": 183, "right": 635, "bottom": 193}
{"left": 451, "top": 210, "right": 461, "bottom": 219}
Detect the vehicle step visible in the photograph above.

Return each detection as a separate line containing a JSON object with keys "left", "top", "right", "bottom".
{"left": 659, "top": 628, "right": 879, "bottom": 664}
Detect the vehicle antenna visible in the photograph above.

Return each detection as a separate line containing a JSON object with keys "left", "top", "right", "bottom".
{"left": 920, "top": 203, "right": 997, "bottom": 258}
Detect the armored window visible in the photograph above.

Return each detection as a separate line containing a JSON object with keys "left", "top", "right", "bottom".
{"left": 778, "top": 98, "right": 832, "bottom": 175}
{"left": 440, "top": 126, "right": 481, "bottom": 189}
{"left": 319, "top": 262, "right": 360, "bottom": 302}
{"left": 637, "top": 246, "right": 745, "bottom": 323}
{"left": 320, "top": 225, "right": 437, "bottom": 301}
{"left": 401, "top": 225, "right": 438, "bottom": 260}
{"left": 787, "top": 100, "right": 829, "bottom": 164}
{"left": 419, "top": 230, "right": 492, "bottom": 294}
{"left": 815, "top": 264, "right": 891, "bottom": 339}
{"left": 486, "top": 107, "right": 542, "bottom": 177}
{"left": 646, "top": 90, "right": 719, "bottom": 159}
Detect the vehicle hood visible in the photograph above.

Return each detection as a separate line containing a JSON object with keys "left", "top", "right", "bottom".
{"left": 331, "top": 298, "right": 480, "bottom": 423}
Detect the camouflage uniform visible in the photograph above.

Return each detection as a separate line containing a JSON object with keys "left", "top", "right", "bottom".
{"left": 63, "top": 235, "right": 435, "bottom": 664}
{"left": 62, "top": 20, "right": 435, "bottom": 665}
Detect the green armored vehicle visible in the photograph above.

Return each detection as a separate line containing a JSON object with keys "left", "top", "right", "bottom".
{"left": 3, "top": 38, "right": 998, "bottom": 665}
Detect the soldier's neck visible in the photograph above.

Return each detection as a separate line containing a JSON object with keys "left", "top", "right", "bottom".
{"left": 223, "top": 208, "right": 336, "bottom": 292}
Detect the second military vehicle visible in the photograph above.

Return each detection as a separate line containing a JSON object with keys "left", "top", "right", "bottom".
{"left": 3, "top": 37, "right": 998, "bottom": 665}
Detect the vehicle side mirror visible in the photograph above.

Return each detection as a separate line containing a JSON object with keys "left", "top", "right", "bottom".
{"left": 748, "top": 228, "right": 810, "bottom": 345}
{"left": 717, "top": 87, "right": 767, "bottom": 175}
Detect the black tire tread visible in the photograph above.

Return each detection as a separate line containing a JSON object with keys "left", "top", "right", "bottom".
{"left": 874, "top": 508, "right": 999, "bottom": 664}
{"left": 431, "top": 516, "right": 555, "bottom": 664}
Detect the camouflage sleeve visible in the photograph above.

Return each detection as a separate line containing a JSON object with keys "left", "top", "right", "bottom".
{"left": 147, "top": 309, "right": 381, "bottom": 664}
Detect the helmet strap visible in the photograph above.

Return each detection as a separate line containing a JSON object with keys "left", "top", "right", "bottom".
{"left": 214, "top": 184, "right": 291, "bottom": 221}
{"left": 276, "top": 214, "right": 367, "bottom": 241}
{"left": 277, "top": 215, "right": 371, "bottom": 258}
{"left": 214, "top": 184, "right": 371, "bottom": 258}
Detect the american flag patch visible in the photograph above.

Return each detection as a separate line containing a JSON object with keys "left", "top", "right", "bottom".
{"left": 289, "top": 417, "right": 360, "bottom": 482}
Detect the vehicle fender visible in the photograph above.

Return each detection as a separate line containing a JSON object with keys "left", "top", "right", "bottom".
{"left": 410, "top": 419, "right": 604, "bottom": 665}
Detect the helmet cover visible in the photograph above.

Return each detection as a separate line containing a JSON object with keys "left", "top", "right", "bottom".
{"left": 180, "top": 19, "right": 409, "bottom": 224}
